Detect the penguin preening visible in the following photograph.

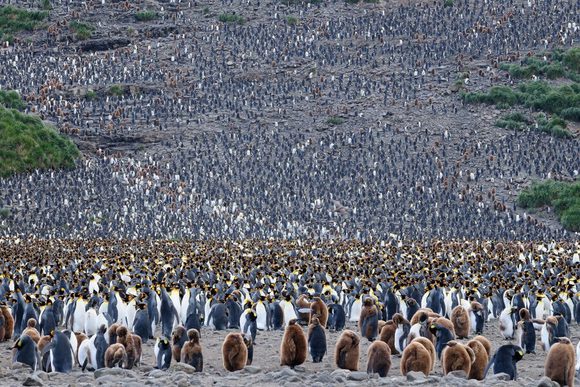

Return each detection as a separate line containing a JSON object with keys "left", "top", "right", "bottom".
{"left": 280, "top": 319, "right": 307, "bottom": 368}
{"left": 308, "top": 315, "right": 327, "bottom": 363}
{"left": 222, "top": 333, "right": 247, "bottom": 372}
{"left": 181, "top": 328, "right": 203, "bottom": 372}
{"left": 335, "top": 329, "right": 360, "bottom": 371}
{"left": 155, "top": 337, "right": 172, "bottom": 370}
{"left": 484, "top": 344, "right": 524, "bottom": 380}
{"left": 12, "top": 334, "right": 40, "bottom": 371}
{"left": 544, "top": 337, "right": 575, "bottom": 387}
{"left": 367, "top": 340, "right": 391, "bottom": 377}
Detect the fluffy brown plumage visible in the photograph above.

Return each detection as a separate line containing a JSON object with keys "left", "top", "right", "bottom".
{"left": 412, "top": 337, "right": 436, "bottom": 371}
{"left": 309, "top": 297, "right": 328, "bottom": 328}
{"left": 400, "top": 341, "right": 432, "bottom": 376}
{"left": 359, "top": 298, "right": 379, "bottom": 341}
{"left": 280, "top": 319, "right": 307, "bottom": 368}
{"left": 451, "top": 306, "right": 470, "bottom": 339}
{"left": 296, "top": 295, "right": 311, "bottom": 322}
{"left": 544, "top": 337, "right": 576, "bottom": 387}
{"left": 116, "top": 326, "right": 141, "bottom": 369}
{"left": 473, "top": 335, "right": 492, "bottom": 361}
{"left": 22, "top": 318, "right": 40, "bottom": 344}
{"left": 367, "top": 340, "right": 391, "bottom": 377}
{"left": 432, "top": 317, "right": 456, "bottom": 337}
{"left": 222, "top": 333, "right": 247, "bottom": 371}
{"left": 335, "top": 329, "right": 360, "bottom": 371}
{"left": 181, "top": 329, "right": 203, "bottom": 372}
{"left": 410, "top": 309, "right": 439, "bottom": 326}
{"left": 0, "top": 304, "right": 13, "bottom": 341}
{"left": 172, "top": 325, "right": 187, "bottom": 362}
{"left": 379, "top": 320, "right": 397, "bottom": 354}
{"left": 442, "top": 341, "right": 475, "bottom": 376}
{"left": 105, "top": 343, "right": 128, "bottom": 368}
{"left": 466, "top": 338, "right": 488, "bottom": 380}
{"left": 107, "top": 323, "right": 121, "bottom": 343}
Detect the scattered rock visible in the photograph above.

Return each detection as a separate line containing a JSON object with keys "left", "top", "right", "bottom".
{"left": 406, "top": 371, "right": 427, "bottom": 382}
{"left": 445, "top": 370, "right": 468, "bottom": 379}
{"left": 147, "top": 369, "right": 167, "bottom": 378}
{"left": 169, "top": 362, "right": 197, "bottom": 375}
{"left": 487, "top": 372, "right": 512, "bottom": 381}
{"left": 34, "top": 372, "right": 49, "bottom": 381}
{"left": 11, "top": 362, "right": 30, "bottom": 370}
{"left": 536, "top": 376, "right": 558, "bottom": 387}
{"left": 93, "top": 368, "right": 129, "bottom": 379}
{"left": 23, "top": 375, "right": 43, "bottom": 387}
{"left": 244, "top": 366, "right": 262, "bottom": 374}
{"left": 347, "top": 371, "right": 368, "bottom": 381}
{"left": 293, "top": 365, "right": 306, "bottom": 373}
{"left": 80, "top": 38, "right": 131, "bottom": 52}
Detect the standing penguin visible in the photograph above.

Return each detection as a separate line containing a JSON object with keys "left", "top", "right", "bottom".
{"left": 518, "top": 309, "right": 536, "bottom": 354}
{"left": 309, "top": 297, "right": 328, "bottom": 328}
{"left": 43, "top": 330, "right": 75, "bottom": 373}
{"left": 226, "top": 296, "right": 242, "bottom": 329}
{"left": 468, "top": 301, "right": 485, "bottom": 335}
{"left": 441, "top": 341, "right": 475, "bottom": 376}
{"left": 466, "top": 338, "right": 489, "bottom": 380}
{"left": 450, "top": 305, "right": 470, "bottom": 339}
{"left": 0, "top": 302, "right": 14, "bottom": 341}
{"left": 335, "top": 330, "right": 360, "bottom": 371}
{"left": 359, "top": 298, "right": 379, "bottom": 342}
{"left": 367, "top": 340, "right": 391, "bottom": 377}
{"left": 544, "top": 337, "right": 576, "bottom": 387}
{"left": 269, "top": 301, "right": 284, "bottom": 330}
{"left": 160, "top": 288, "right": 180, "bottom": 338}
{"left": 181, "top": 328, "right": 203, "bottom": 372}
{"left": 499, "top": 306, "right": 517, "bottom": 340}
{"left": 280, "top": 294, "right": 297, "bottom": 327}
{"left": 307, "top": 315, "right": 327, "bottom": 363}
{"left": 484, "top": 344, "right": 524, "bottom": 380}
{"left": 222, "top": 333, "right": 247, "bottom": 372}
{"left": 241, "top": 309, "right": 258, "bottom": 343}
{"left": 84, "top": 301, "right": 99, "bottom": 337}
{"left": 132, "top": 302, "right": 152, "bottom": 343}
{"left": 243, "top": 334, "right": 254, "bottom": 366}
{"left": 12, "top": 335, "right": 40, "bottom": 371}
{"left": 430, "top": 323, "right": 455, "bottom": 360}
{"left": 400, "top": 341, "right": 432, "bottom": 376}
{"left": 22, "top": 318, "right": 41, "bottom": 344}
{"left": 155, "top": 337, "right": 172, "bottom": 370}
{"left": 207, "top": 302, "right": 229, "bottom": 330}
{"left": 328, "top": 303, "right": 346, "bottom": 331}
{"left": 280, "top": 319, "right": 307, "bottom": 368}
{"left": 255, "top": 296, "right": 269, "bottom": 331}
{"left": 171, "top": 325, "right": 187, "bottom": 362}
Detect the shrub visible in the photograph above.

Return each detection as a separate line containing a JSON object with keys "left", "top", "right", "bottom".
{"left": 108, "top": 85, "right": 124, "bottom": 97}
{"left": 0, "top": 5, "right": 48, "bottom": 42}
{"left": 42, "top": 0, "right": 52, "bottom": 11}
{"left": 0, "top": 90, "right": 26, "bottom": 110}
{"left": 327, "top": 116, "right": 345, "bottom": 126}
{"left": 286, "top": 16, "right": 298, "bottom": 25}
{"left": 69, "top": 20, "right": 94, "bottom": 40}
{"left": 135, "top": 10, "right": 158, "bottom": 22}
{"left": 0, "top": 208, "right": 9, "bottom": 219}
{"left": 218, "top": 13, "right": 245, "bottom": 24}
{"left": 444, "top": 0, "right": 453, "bottom": 6}
{"left": 85, "top": 90, "right": 97, "bottom": 100}
{"left": 0, "top": 105, "right": 79, "bottom": 177}
{"left": 559, "top": 107, "right": 580, "bottom": 121}
{"left": 518, "top": 180, "right": 580, "bottom": 231}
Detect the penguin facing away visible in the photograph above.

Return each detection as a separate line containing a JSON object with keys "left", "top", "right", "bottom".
{"left": 366, "top": 340, "right": 391, "bottom": 377}
{"left": 335, "top": 329, "right": 360, "bottom": 371}
{"left": 400, "top": 341, "right": 431, "bottom": 376}
{"left": 441, "top": 341, "right": 475, "bottom": 376}
{"left": 544, "top": 337, "right": 576, "bottom": 387}
{"left": 222, "top": 333, "right": 247, "bottom": 372}
{"left": 280, "top": 319, "right": 307, "bottom": 368}
{"left": 484, "top": 344, "right": 524, "bottom": 380}
{"left": 307, "top": 315, "right": 327, "bottom": 363}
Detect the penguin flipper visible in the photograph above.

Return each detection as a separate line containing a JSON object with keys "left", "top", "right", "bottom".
{"left": 40, "top": 342, "right": 54, "bottom": 357}
{"left": 483, "top": 353, "right": 496, "bottom": 378}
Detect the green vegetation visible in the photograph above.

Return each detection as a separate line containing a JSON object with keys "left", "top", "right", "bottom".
{"left": 495, "top": 112, "right": 530, "bottom": 131}
{"left": 0, "top": 105, "right": 79, "bottom": 177}
{"left": 518, "top": 180, "right": 580, "bottom": 231}
{"left": 0, "top": 5, "right": 48, "bottom": 43}
{"left": 495, "top": 111, "right": 572, "bottom": 138}
{"left": 85, "top": 90, "right": 97, "bottom": 100}
{"left": 0, "top": 90, "right": 26, "bottom": 110}
{"left": 286, "top": 16, "right": 298, "bottom": 25}
{"left": 218, "top": 13, "right": 245, "bottom": 25}
{"left": 108, "top": 85, "right": 124, "bottom": 97}
{"left": 0, "top": 208, "right": 9, "bottom": 219}
{"left": 444, "top": 0, "right": 454, "bottom": 7}
{"left": 69, "top": 20, "right": 94, "bottom": 40}
{"left": 327, "top": 116, "right": 345, "bottom": 126}
{"left": 41, "top": 0, "right": 52, "bottom": 10}
{"left": 135, "top": 10, "right": 158, "bottom": 22}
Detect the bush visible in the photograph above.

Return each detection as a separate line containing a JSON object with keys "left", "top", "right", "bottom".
{"left": 85, "top": 90, "right": 97, "bottom": 100}
{"left": 69, "top": 21, "right": 94, "bottom": 40}
{"left": 562, "top": 47, "right": 580, "bottom": 73}
{"left": 0, "top": 90, "right": 25, "bottom": 110}
{"left": 0, "top": 208, "right": 9, "bottom": 219}
{"left": 135, "top": 10, "right": 158, "bottom": 22}
{"left": 0, "top": 5, "right": 48, "bottom": 42}
{"left": 108, "top": 85, "right": 124, "bottom": 97}
{"left": 286, "top": 16, "right": 298, "bottom": 25}
{"left": 327, "top": 116, "right": 345, "bottom": 126}
{"left": 0, "top": 105, "right": 79, "bottom": 177}
{"left": 559, "top": 107, "right": 580, "bottom": 121}
{"left": 444, "top": 0, "right": 453, "bottom": 6}
{"left": 218, "top": 13, "right": 245, "bottom": 24}
{"left": 518, "top": 180, "right": 580, "bottom": 231}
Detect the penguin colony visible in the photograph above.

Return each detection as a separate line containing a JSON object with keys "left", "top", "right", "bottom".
{"left": 0, "top": 239, "right": 577, "bottom": 384}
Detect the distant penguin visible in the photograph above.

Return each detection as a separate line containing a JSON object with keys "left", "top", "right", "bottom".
{"left": 310, "top": 297, "right": 328, "bottom": 328}
{"left": 104, "top": 343, "right": 128, "bottom": 368}
{"left": 222, "top": 333, "right": 247, "bottom": 371}
{"left": 43, "top": 330, "right": 75, "bottom": 373}
{"left": 269, "top": 301, "right": 284, "bottom": 330}
{"left": 544, "top": 337, "right": 575, "bottom": 387}
{"left": 155, "top": 337, "right": 172, "bottom": 370}
{"left": 207, "top": 302, "right": 229, "bottom": 330}
{"left": 171, "top": 325, "right": 187, "bottom": 362}
{"left": 280, "top": 319, "right": 307, "bottom": 368}
{"left": 255, "top": 297, "right": 268, "bottom": 331}
{"left": 0, "top": 303, "right": 14, "bottom": 341}
{"left": 328, "top": 303, "right": 346, "bottom": 331}
{"left": 499, "top": 306, "right": 517, "bottom": 339}
{"left": 466, "top": 338, "right": 489, "bottom": 380}
{"left": 243, "top": 334, "right": 254, "bottom": 366}
{"left": 181, "top": 329, "right": 203, "bottom": 372}
{"left": 405, "top": 298, "right": 420, "bottom": 322}
{"left": 280, "top": 295, "right": 297, "bottom": 327}
{"left": 442, "top": 341, "right": 475, "bottom": 376}
{"left": 132, "top": 302, "right": 152, "bottom": 343}
{"left": 367, "top": 340, "right": 391, "bottom": 377}
{"left": 349, "top": 295, "right": 362, "bottom": 323}
{"left": 451, "top": 306, "right": 470, "bottom": 339}
{"left": 400, "top": 341, "right": 431, "bottom": 376}
{"left": 12, "top": 334, "right": 40, "bottom": 370}
{"left": 359, "top": 298, "right": 379, "bottom": 342}
{"left": 335, "top": 329, "right": 360, "bottom": 371}
{"left": 469, "top": 301, "right": 485, "bottom": 335}
{"left": 308, "top": 315, "right": 327, "bottom": 363}
{"left": 429, "top": 323, "right": 455, "bottom": 360}
{"left": 22, "top": 318, "right": 41, "bottom": 343}
{"left": 484, "top": 344, "right": 524, "bottom": 380}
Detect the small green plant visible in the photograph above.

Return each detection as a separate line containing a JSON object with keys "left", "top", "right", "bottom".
{"left": 0, "top": 90, "right": 26, "bottom": 110}
{"left": 0, "top": 208, "right": 10, "bottom": 219}
{"left": 0, "top": 6, "right": 48, "bottom": 42}
{"left": 69, "top": 20, "right": 94, "bottom": 40}
{"left": 202, "top": 7, "right": 210, "bottom": 15}
{"left": 41, "top": 0, "right": 52, "bottom": 10}
{"left": 518, "top": 180, "right": 580, "bottom": 231}
{"left": 135, "top": 10, "right": 158, "bottom": 22}
{"left": 218, "top": 13, "right": 245, "bottom": 25}
{"left": 327, "top": 116, "right": 345, "bottom": 126}
{"left": 85, "top": 90, "right": 97, "bottom": 100}
{"left": 444, "top": 0, "right": 453, "bottom": 7}
{"left": 345, "top": 0, "right": 360, "bottom": 3}
{"left": 286, "top": 16, "right": 298, "bottom": 25}
{"left": 108, "top": 85, "right": 124, "bottom": 97}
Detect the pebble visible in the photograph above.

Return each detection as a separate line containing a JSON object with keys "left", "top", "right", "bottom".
{"left": 347, "top": 371, "right": 368, "bottom": 381}
{"left": 406, "top": 371, "right": 427, "bottom": 382}
{"left": 94, "top": 368, "right": 131, "bottom": 379}
{"left": 536, "top": 376, "right": 558, "bottom": 387}
{"left": 23, "top": 375, "right": 43, "bottom": 387}
{"left": 10, "top": 362, "right": 30, "bottom": 370}
{"left": 293, "top": 365, "right": 306, "bottom": 373}
{"left": 245, "top": 366, "right": 262, "bottom": 374}
{"left": 169, "top": 363, "right": 197, "bottom": 375}
{"left": 147, "top": 369, "right": 166, "bottom": 378}
{"left": 486, "top": 372, "right": 512, "bottom": 381}
{"left": 445, "top": 370, "right": 468, "bottom": 379}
